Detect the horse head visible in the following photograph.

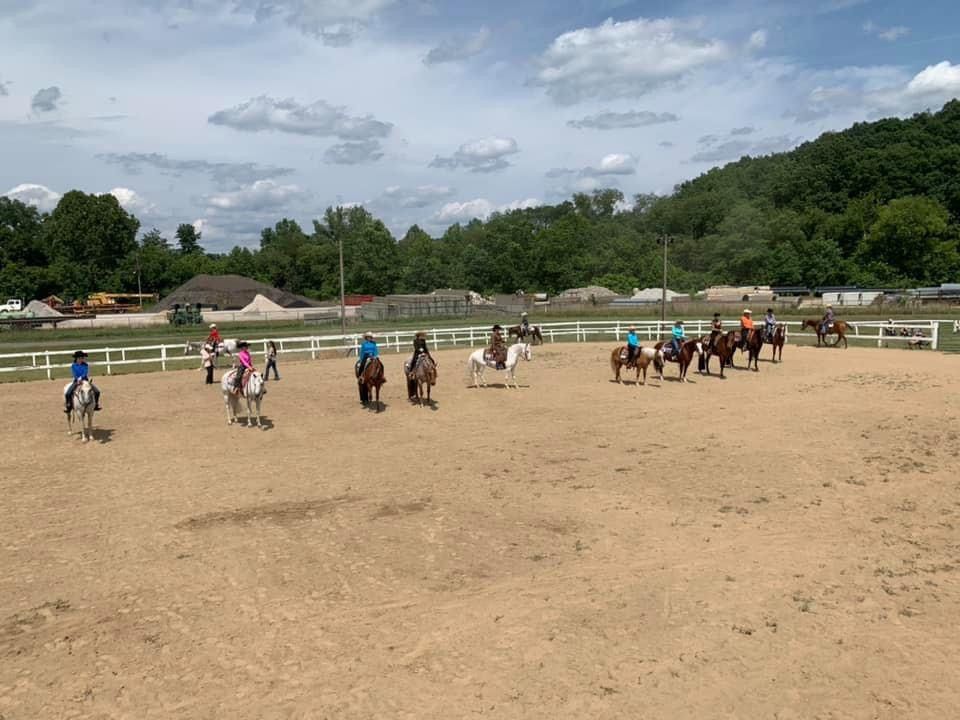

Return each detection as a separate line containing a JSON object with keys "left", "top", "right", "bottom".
{"left": 694, "top": 341, "right": 704, "bottom": 356}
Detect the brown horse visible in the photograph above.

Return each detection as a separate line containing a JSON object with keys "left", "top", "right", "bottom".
{"left": 653, "top": 338, "right": 703, "bottom": 383}
{"left": 507, "top": 324, "right": 543, "bottom": 345}
{"left": 610, "top": 345, "right": 658, "bottom": 385}
{"left": 764, "top": 324, "right": 786, "bottom": 362}
{"left": 410, "top": 355, "right": 436, "bottom": 406}
{"left": 703, "top": 330, "right": 738, "bottom": 378}
{"left": 741, "top": 328, "right": 763, "bottom": 371}
{"left": 358, "top": 357, "right": 386, "bottom": 411}
{"left": 802, "top": 319, "right": 850, "bottom": 348}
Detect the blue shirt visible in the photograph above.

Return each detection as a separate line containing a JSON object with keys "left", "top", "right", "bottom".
{"left": 672, "top": 326, "right": 685, "bottom": 341}
{"left": 626, "top": 331, "right": 639, "bottom": 348}
{"left": 71, "top": 361, "right": 89, "bottom": 380}
{"left": 359, "top": 340, "right": 379, "bottom": 361}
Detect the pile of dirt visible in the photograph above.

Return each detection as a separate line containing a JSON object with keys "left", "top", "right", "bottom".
{"left": 157, "top": 275, "right": 320, "bottom": 311}
{"left": 25, "top": 300, "right": 63, "bottom": 317}
{"left": 240, "top": 294, "right": 286, "bottom": 313}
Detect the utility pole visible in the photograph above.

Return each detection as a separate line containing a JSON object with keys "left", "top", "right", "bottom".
{"left": 658, "top": 233, "right": 671, "bottom": 330}
{"left": 337, "top": 207, "right": 346, "bottom": 337}
{"left": 135, "top": 250, "right": 143, "bottom": 310}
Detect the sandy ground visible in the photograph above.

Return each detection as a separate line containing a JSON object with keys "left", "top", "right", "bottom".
{"left": 1, "top": 342, "right": 958, "bottom": 719}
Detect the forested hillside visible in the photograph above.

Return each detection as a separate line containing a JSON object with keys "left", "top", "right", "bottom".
{"left": 2, "top": 101, "right": 959, "bottom": 301}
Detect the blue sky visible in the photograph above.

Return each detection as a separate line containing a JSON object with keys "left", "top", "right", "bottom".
{"left": 1, "top": 0, "right": 959, "bottom": 251}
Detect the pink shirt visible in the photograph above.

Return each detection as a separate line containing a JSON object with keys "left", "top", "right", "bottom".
{"left": 237, "top": 349, "right": 253, "bottom": 368}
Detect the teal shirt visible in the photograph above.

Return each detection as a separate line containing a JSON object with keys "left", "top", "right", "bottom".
{"left": 626, "top": 331, "right": 639, "bottom": 348}
{"left": 672, "top": 326, "right": 685, "bottom": 341}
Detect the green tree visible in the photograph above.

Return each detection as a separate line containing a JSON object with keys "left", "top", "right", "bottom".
{"left": 862, "top": 197, "right": 951, "bottom": 282}
{"left": 175, "top": 223, "right": 203, "bottom": 255}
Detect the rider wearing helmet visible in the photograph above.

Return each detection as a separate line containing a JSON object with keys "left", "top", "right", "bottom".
{"left": 740, "top": 309, "right": 754, "bottom": 350}
{"left": 65, "top": 350, "right": 102, "bottom": 413}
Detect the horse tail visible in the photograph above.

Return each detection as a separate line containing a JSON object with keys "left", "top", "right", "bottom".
{"left": 610, "top": 348, "right": 620, "bottom": 375}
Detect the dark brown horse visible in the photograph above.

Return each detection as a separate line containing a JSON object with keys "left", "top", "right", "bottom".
{"left": 410, "top": 355, "right": 436, "bottom": 406}
{"left": 741, "top": 328, "right": 763, "bottom": 371}
{"left": 764, "top": 323, "right": 786, "bottom": 362}
{"left": 507, "top": 324, "right": 543, "bottom": 345}
{"left": 653, "top": 338, "right": 703, "bottom": 383}
{"left": 802, "top": 319, "right": 850, "bottom": 348}
{"left": 703, "top": 330, "right": 738, "bottom": 378}
{"left": 358, "top": 357, "right": 386, "bottom": 411}
{"left": 610, "top": 345, "right": 658, "bottom": 385}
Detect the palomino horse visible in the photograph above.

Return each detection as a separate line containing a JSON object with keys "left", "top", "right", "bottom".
{"left": 764, "top": 324, "right": 786, "bottom": 362}
{"left": 610, "top": 345, "right": 658, "bottom": 385}
{"left": 407, "top": 355, "right": 437, "bottom": 406}
{"left": 653, "top": 339, "right": 703, "bottom": 382}
{"left": 64, "top": 379, "right": 96, "bottom": 442}
{"left": 358, "top": 357, "right": 386, "bottom": 411}
{"left": 802, "top": 319, "right": 850, "bottom": 348}
{"left": 703, "top": 331, "right": 738, "bottom": 378}
{"left": 467, "top": 342, "right": 531, "bottom": 389}
{"left": 507, "top": 324, "right": 543, "bottom": 345}
{"left": 741, "top": 328, "right": 764, "bottom": 371}
{"left": 221, "top": 368, "right": 266, "bottom": 427}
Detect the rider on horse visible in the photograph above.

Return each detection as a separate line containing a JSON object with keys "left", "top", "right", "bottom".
{"left": 489, "top": 325, "right": 507, "bottom": 370}
{"left": 64, "top": 350, "right": 102, "bottom": 413}
{"left": 708, "top": 313, "right": 723, "bottom": 350}
{"left": 207, "top": 323, "right": 222, "bottom": 351}
{"left": 231, "top": 341, "right": 253, "bottom": 394}
{"left": 626, "top": 325, "right": 640, "bottom": 366}
{"left": 520, "top": 312, "right": 530, "bottom": 339}
{"left": 763, "top": 308, "right": 777, "bottom": 341}
{"left": 669, "top": 320, "right": 686, "bottom": 358}
{"left": 740, "top": 309, "right": 754, "bottom": 350}
{"left": 356, "top": 331, "right": 379, "bottom": 380}
{"left": 407, "top": 330, "right": 435, "bottom": 378}
{"left": 821, "top": 305, "right": 835, "bottom": 335}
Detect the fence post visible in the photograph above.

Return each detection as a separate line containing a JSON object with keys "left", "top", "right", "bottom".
{"left": 31, "top": 353, "right": 36, "bottom": 368}
{"left": 161, "top": 345, "right": 167, "bottom": 371}
{"left": 311, "top": 338, "right": 317, "bottom": 360}
{"left": 549, "top": 328, "right": 554, "bottom": 342}
{"left": 877, "top": 327, "right": 883, "bottom": 348}
{"left": 616, "top": 321, "right": 621, "bottom": 339}
{"left": 932, "top": 321, "right": 939, "bottom": 350}
{"left": 577, "top": 320, "right": 582, "bottom": 342}
{"left": 432, "top": 329, "right": 438, "bottom": 349}
{"left": 469, "top": 327, "right": 475, "bottom": 346}
{"left": 105, "top": 349, "right": 112, "bottom": 375}
{"left": 121, "top": 348, "right": 127, "bottom": 363}
{"left": 45, "top": 351, "right": 52, "bottom": 380}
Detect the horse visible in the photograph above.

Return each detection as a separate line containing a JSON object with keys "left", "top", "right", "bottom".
{"left": 185, "top": 339, "right": 238, "bottom": 357}
{"left": 741, "top": 328, "right": 764, "bottom": 371}
{"left": 764, "top": 324, "right": 786, "bottom": 363}
{"left": 653, "top": 338, "right": 703, "bottom": 383}
{"left": 507, "top": 324, "right": 543, "bottom": 345}
{"left": 358, "top": 357, "right": 386, "bottom": 412}
{"left": 407, "top": 355, "right": 437, "bottom": 406}
{"left": 610, "top": 345, "right": 658, "bottom": 385}
{"left": 467, "top": 342, "right": 531, "bottom": 389}
{"left": 702, "top": 330, "right": 738, "bottom": 377}
{"left": 64, "top": 379, "right": 96, "bottom": 442}
{"left": 802, "top": 319, "right": 850, "bottom": 348}
{"left": 221, "top": 368, "right": 265, "bottom": 427}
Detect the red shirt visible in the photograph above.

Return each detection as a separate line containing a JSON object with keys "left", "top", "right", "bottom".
{"left": 207, "top": 329, "right": 222, "bottom": 343}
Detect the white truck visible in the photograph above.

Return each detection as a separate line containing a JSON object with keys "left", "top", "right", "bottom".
{"left": 0, "top": 299, "right": 24, "bottom": 313}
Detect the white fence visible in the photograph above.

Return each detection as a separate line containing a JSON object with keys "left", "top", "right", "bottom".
{"left": 0, "top": 319, "right": 944, "bottom": 380}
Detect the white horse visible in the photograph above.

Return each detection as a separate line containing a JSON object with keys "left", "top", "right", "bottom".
{"left": 64, "top": 379, "right": 95, "bottom": 442}
{"left": 467, "top": 342, "right": 531, "bottom": 389}
{"left": 221, "top": 368, "right": 266, "bottom": 427}
{"left": 185, "top": 339, "right": 238, "bottom": 357}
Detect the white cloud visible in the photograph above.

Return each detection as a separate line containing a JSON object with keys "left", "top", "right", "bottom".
{"left": 424, "top": 26, "right": 491, "bottom": 65}
{"left": 532, "top": 17, "right": 729, "bottom": 104}
{"left": 208, "top": 96, "right": 392, "bottom": 139}
{"left": 863, "top": 21, "right": 909, "bottom": 42}
{"left": 430, "top": 136, "right": 519, "bottom": 173}
{"left": 567, "top": 110, "right": 679, "bottom": 130}
{"left": 747, "top": 29, "right": 767, "bottom": 51}
{"left": 376, "top": 185, "right": 455, "bottom": 208}
{"left": 107, "top": 187, "right": 155, "bottom": 214}
{"left": 583, "top": 152, "right": 637, "bottom": 176}
{"left": 323, "top": 139, "right": 384, "bottom": 164}
{"left": 904, "top": 61, "right": 960, "bottom": 99}
{"left": 432, "top": 197, "right": 540, "bottom": 223}
{"left": 3, "top": 183, "right": 62, "bottom": 212}
{"left": 205, "top": 179, "right": 305, "bottom": 211}
{"left": 690, "top": 135, "right": 799, "bottom": 163}
{"left": 97, "top": 152, "right": 294, "bottom": 188}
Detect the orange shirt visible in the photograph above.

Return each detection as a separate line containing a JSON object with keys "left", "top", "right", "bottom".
{"left": 741, "top": 315, "right": 754, "bottom": 329}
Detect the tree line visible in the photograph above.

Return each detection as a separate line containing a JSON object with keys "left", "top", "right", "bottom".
{"left": 2, "top": 101, "right": 959, "bottom": 303}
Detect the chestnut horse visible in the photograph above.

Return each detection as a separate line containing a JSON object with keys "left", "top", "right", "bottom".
{"left": 802, "top": 319, "right": 850, "bottom": 348}
{"left": 703, "top": 330, "right": 738, "bottom": 378}
{"left": 507, "top": 324, "right": 543, "bottom": 345}
{"left": 358, "top": 357, "right": 386, "bottom": 412}
{"left": 741, "top": 328, "right": 763, "bottom": 371}
{"left": 653, "top": 338, "right": 703, "bottom": 383}
{"left": 610, "top": 345, "right": 659, "bottom": 385}
{"left": 764, "top": 324, "right": 786, "bottom": 362}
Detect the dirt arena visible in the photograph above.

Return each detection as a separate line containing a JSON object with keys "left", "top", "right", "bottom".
{"left": 1, "top": 342, "right": 958, "bottom": 719}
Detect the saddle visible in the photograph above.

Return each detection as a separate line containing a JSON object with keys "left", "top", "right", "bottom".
{"left": 231, "top": 367, "right": 255, "bottom": 394}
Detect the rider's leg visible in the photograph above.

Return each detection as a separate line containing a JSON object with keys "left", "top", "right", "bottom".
{"left": 91, "top": 383, "right": 102, "bottom": 410}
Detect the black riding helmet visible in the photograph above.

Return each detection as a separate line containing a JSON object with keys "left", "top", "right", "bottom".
{"left": 73, "top": 350, "right": 88, "bottom": 360}
{"left": 493, "top": 324, "right": 503, "bottom": 331}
